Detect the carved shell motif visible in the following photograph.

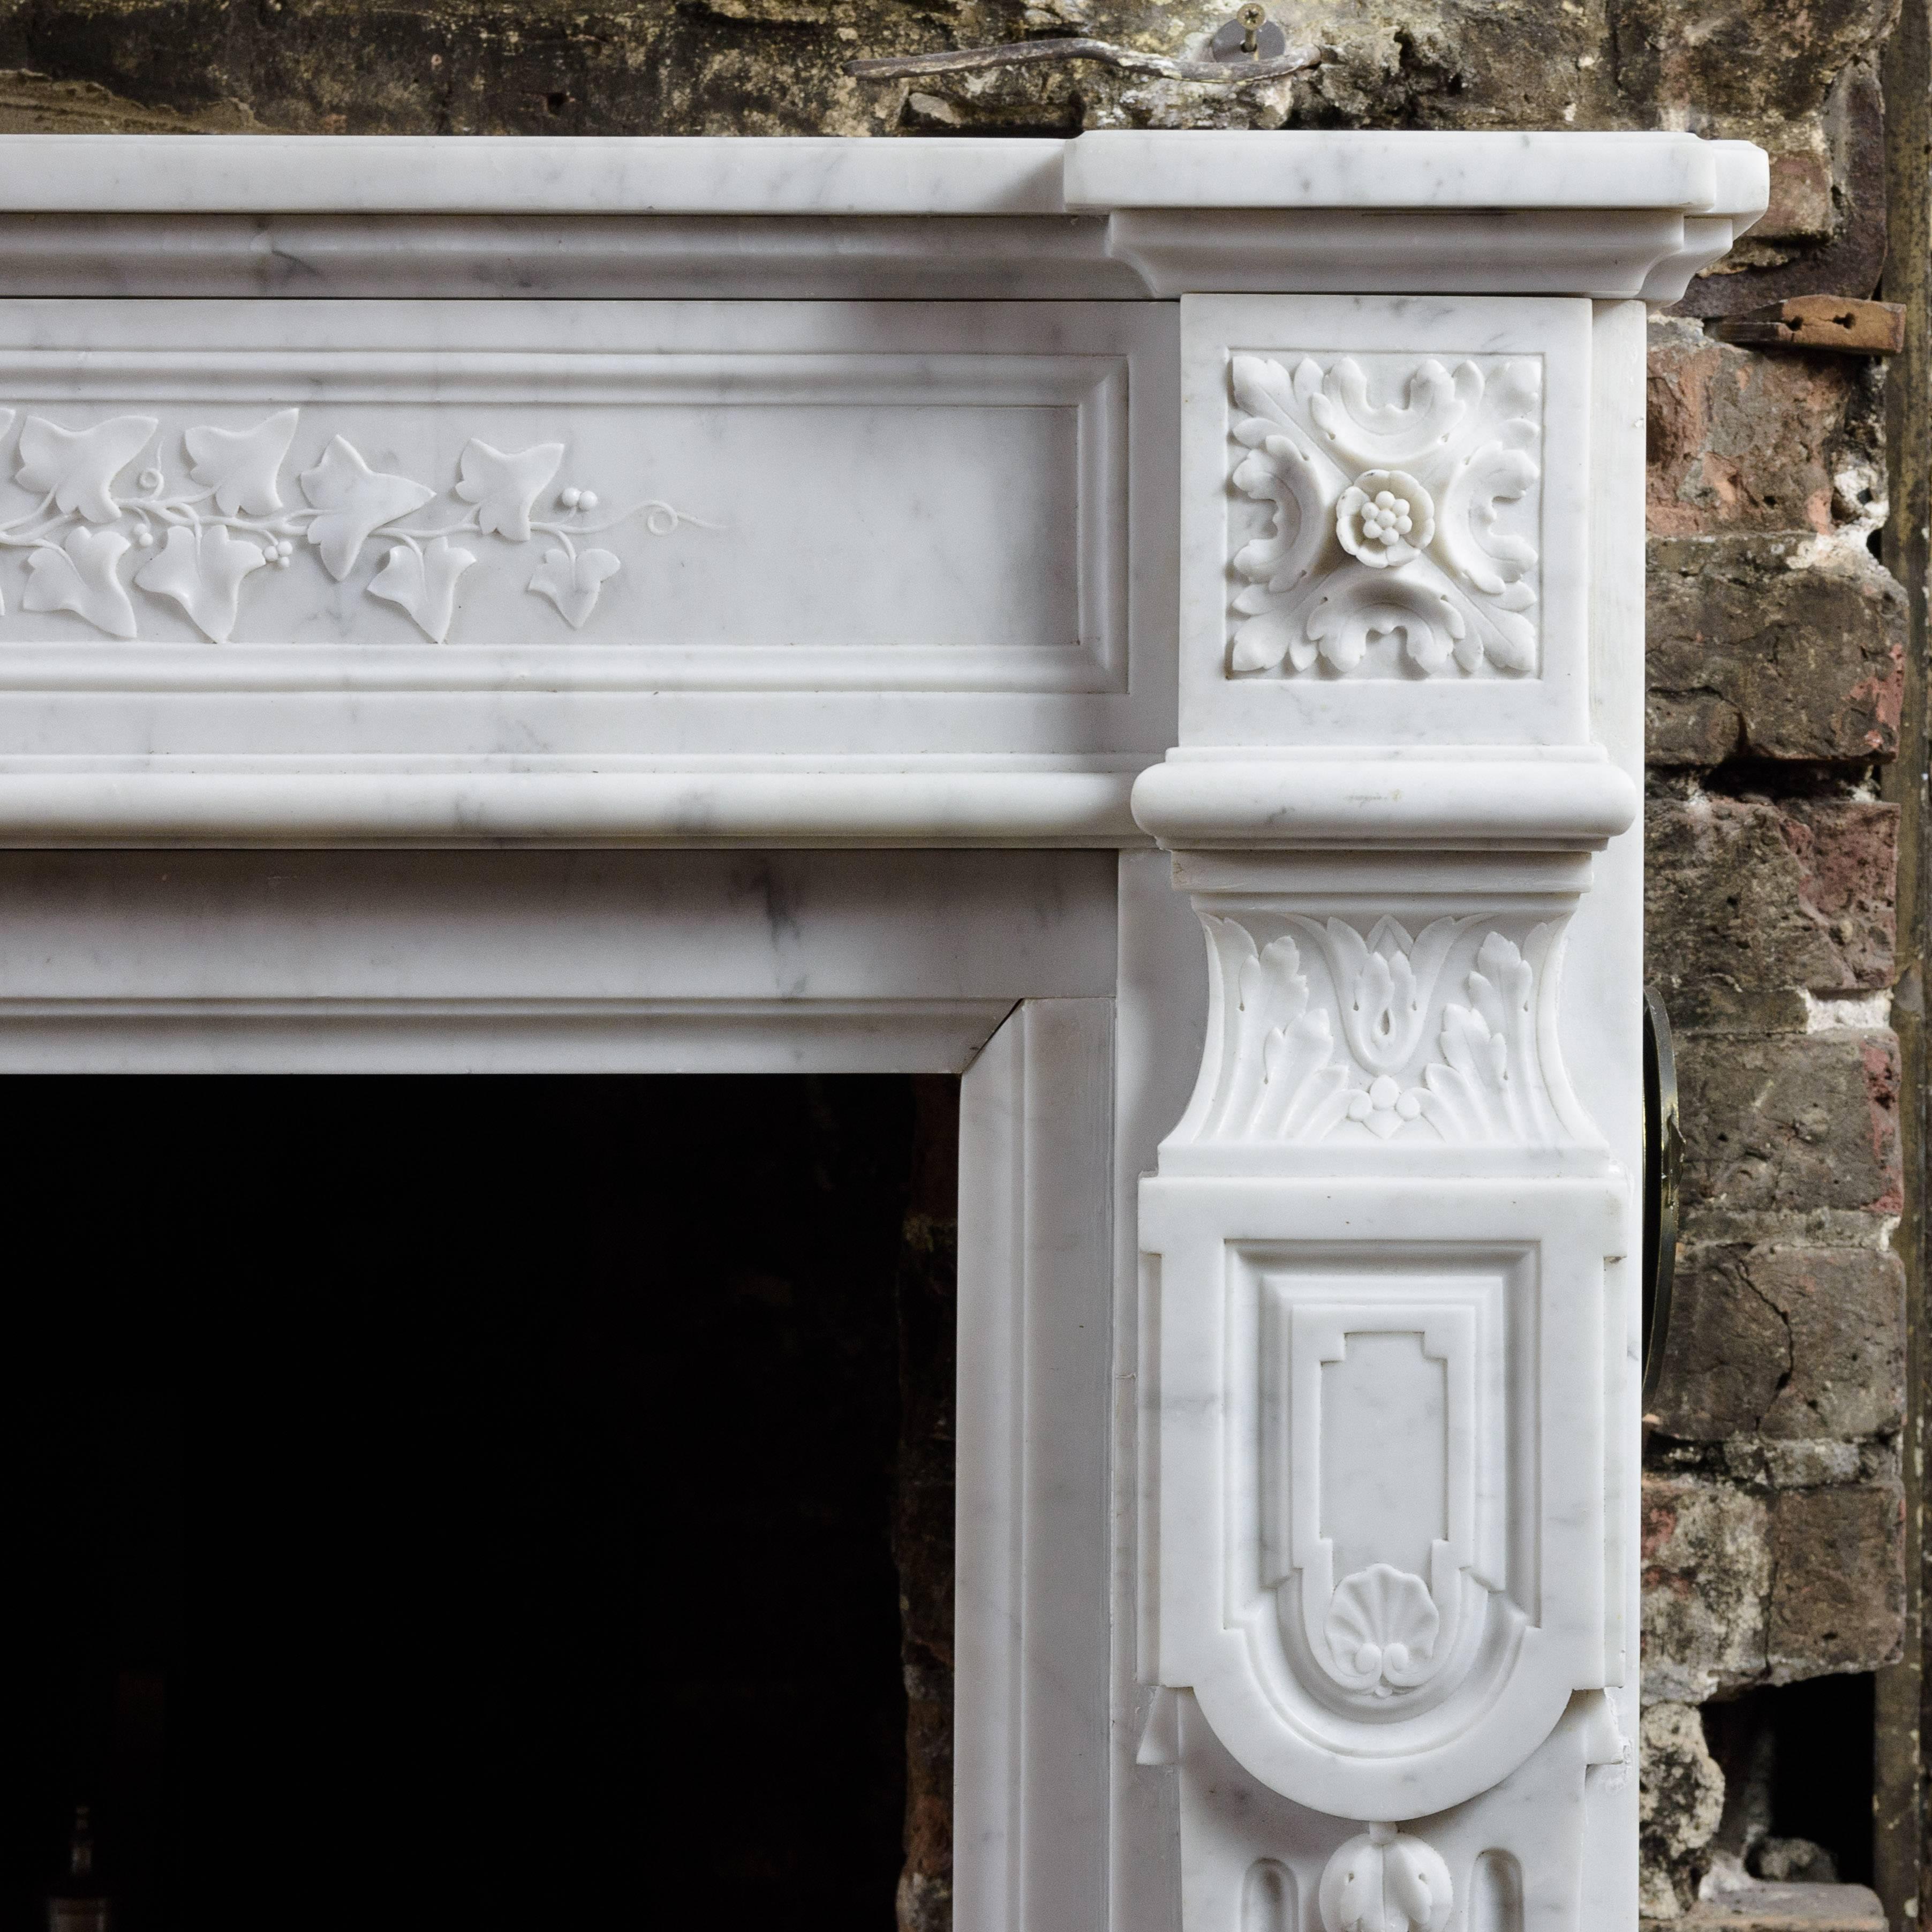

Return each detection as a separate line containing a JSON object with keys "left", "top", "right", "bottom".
{"left": 1319, "top": 1826, "right": 1453, "bottom": 1932}
{"left": 1323, "top": 1565, "right": 1440, "bottom": 1696}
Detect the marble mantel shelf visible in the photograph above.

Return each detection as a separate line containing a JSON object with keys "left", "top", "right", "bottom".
{"left": 0, "top": 131, "right": 1762, "bottom": 848}
{"left": 0, "top": 132, "right": 1768, "bottom": 315}
{"left": 0, "top": 129, "right": 1760, "bottom": 217}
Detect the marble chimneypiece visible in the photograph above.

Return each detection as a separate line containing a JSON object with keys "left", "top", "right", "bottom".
{"left": 0, "top": 129, "right": 1767, "bottom": 1932}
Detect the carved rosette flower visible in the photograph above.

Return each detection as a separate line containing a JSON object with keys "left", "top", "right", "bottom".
{"left": 1227, "top": 353, "right": 1541, "bottom": 679}
{"left": 1323, "top": 1565, "right": 1440, "bottom": 1696}
{"left": 1335, "top": 470, "right": 1433, "bottom": 570}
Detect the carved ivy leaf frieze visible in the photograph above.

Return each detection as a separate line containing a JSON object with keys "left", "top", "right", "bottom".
{"left": 22, "top": 527, "right": 139, "bottom": 638}
{"left": 133, "top": 524, "right": 272, "bottom": 645}
{"left": 455, "top": 439, "right": 564, "bottom": 544}
{"left": 367, "top": 536, "right": 478, "bottom": 647}
{"left": 185, "top": 409, "right": 300, "bottom": 517}
{"left": 528, "top": 545, "right": 623, "bottom": 631}
{"left": 1227, "top": 352, "right": 1542, "bottom": 681}
{"left": 299, "top": 437, "right": 438, "bottom": 583}
{"left": 17, "top": 413, "right": 159, "bottom": 524}
{"left": 0, "top": 409, "right": 711, "bottom": 645}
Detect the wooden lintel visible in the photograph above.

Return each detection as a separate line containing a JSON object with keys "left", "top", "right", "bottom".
{"left": 1711, "top": 294, "right": 1907, "bottom": 353}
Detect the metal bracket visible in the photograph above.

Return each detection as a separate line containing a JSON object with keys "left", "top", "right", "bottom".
{"left": 1209, "top": 5, "right": 1289, "bottom": 62}
{"left": 1642, "top": 988, "right": 1681, "bottom": 1433}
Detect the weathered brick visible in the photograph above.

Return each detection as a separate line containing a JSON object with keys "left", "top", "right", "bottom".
{"left": 1779, "top": 798, "right": 1900, "bottom": 983}
{"left": 1609, "top": 0, "right": 1892, "bottom": 120}
{"left": 1639, "top": 1703, "right": 1726, "bottom": 1916}
{"left": 1642, "top": 1473, "right": 1770, "bottom": 1701}
{"left": 1647, "top": 322, "right": 1883, "bottom": 539}
{"left": 1646, "top": 796, "right": 1897, "bottom": 1024}
{"left": 1767, "top": 1483, "right": 1903, "bottom": 1679}
{"left": 1676, "top": 1030, "right": 1901, "bottom": 1217}
{"left": 1650, "top": 1244, "right": 1905, "bottom": 1443}
{"left": 1646, "top": 537, "right": 1903, "bottom": 765}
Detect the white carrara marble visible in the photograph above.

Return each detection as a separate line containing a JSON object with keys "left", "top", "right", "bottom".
{"left": 0, "top": 131, "right": 1759, "bottom": 1932}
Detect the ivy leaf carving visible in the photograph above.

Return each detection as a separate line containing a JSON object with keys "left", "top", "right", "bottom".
{"left": 16, "top": 415, "right": 158, "bottom": 523}
{"left": 21, "top": 529, "right": 138, "bottom": 638}
{"left": 185, "top": 409, "right": 300, "bottom": 517}
{"left": 527, "top": 546, "right": 621, "bottom": 630}
{"left": 368, "top": 536, "right": 476, "bottom": 643}
{"left": 133, "top": 524, "right": 270, "bottom": 643}
{"left": 455, "top": 439, "right": 564, "bottom": 544}
{"left": 298, "top": 436, "right": 435, "bottom": 582}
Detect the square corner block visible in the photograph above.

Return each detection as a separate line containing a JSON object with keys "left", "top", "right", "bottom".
{"left": 1180, "top": 294, "right": 1596, "bottom": 750}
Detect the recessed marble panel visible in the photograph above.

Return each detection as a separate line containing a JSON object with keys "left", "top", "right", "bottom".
{"left": 0, "top": 299, "right": 1178, "bottom": 764}
{"left": 0, "top": 352, "right": 1114, "bottom": 675}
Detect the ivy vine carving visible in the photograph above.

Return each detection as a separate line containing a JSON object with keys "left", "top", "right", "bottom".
{"left": 0, "top": 407, "right": 709, "bottom": 644}
{"left": 1227, "top": 353, "right": 1542, "bottom": 679}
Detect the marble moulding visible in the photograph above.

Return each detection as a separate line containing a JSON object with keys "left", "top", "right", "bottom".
{"left": 0, "top": 131, "right": 1767, "bottom": 1932}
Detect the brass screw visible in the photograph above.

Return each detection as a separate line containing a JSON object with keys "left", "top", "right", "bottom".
{"left": 1239, "top": 2, "right": 1265, "bottom": 52}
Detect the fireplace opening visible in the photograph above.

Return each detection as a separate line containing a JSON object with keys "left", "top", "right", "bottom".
{"left": 0, "top": 1073, "right": 957, "bottom": 1932}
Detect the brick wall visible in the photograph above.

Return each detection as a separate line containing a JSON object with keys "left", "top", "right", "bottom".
{"left": 1640, "top": 322, "right": 1908, "bottom": 1910}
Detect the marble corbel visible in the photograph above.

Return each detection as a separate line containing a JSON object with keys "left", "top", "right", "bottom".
{"left": 1126, "top": 236, "right": 1761, "bottom": 1931}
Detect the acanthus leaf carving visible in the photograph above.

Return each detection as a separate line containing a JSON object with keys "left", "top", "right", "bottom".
{"left": 1417, "top": 929, "right": 1558, "bottom": 1145}
{"left": 1227, "top": 351, "right": 1542, "bottom": 681}
{"left": 1325, "top": 916, "right": 1461, "bottom": 1073}
{"left": 1183, "top": 911, "right": 1590, "bottom": 1151}
{"left": 0, "top": 409, "right": 711, "bottom": 645}
{"left": 1201, "top": 917, "right": 1352, "bottom": 1143}
{"left": 1302, "top": 565, "right": 1468, "bottom": 676}
{"left": 1319, "top": 1827, "right": 1453, "bottom": 1932}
